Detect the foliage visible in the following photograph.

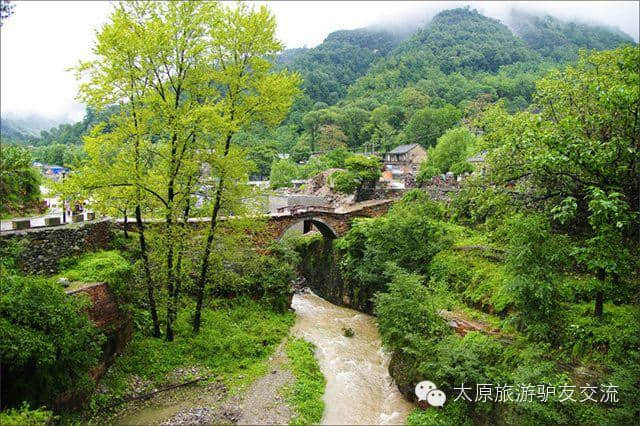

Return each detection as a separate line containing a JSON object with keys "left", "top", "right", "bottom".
{"left": 208, "top": 250, "right": 295, "bottom": 313}
{"left": 510, "top": 10, "right": 634, "bottom": 62}
{"left": 89, "top": 299, "right": 294, "bottom": 412}
{"left": 417, "top": 127, "right": 476, "bottom": 182}
{"left": 56, "top": 250, "right": 134, "bottom": 300}
{"left": 279, "top": 28, "right": 399, "bottom": 105}
{"left": 0, "top": 403, "right": 55, "bottom": 426}
{"left": 0, "top": 275, "right": 104, "bottom": 408}
{"left": 285, "top": 338, "right": 326, "bottom": 425}
{"left": 67, "top": 0, "right": 301, "bottom": 339}
{"left": 329, "top": 154, "right": 381, "bottom": 195}
{"left": 398, "top": 8, "right": 535, "bottom": 74}
{"left": 31, "top": 144, "right": 86, "bottom": 168}
{"left": 375, "top": 265, "right": 450, "bottom": 354}
{"left": 337, "top": 195, "right": 452, "bottom": 311}
{"left": 404, "top": 105, "right": 462, "bottom": 148}
{"left": 478, "top": 46, "right": 640, "bottom": 315}
{"left": 407, "top": 400, "right": 471, "bottom": 426}
{"left": 0, "top": 145, "right": 41, "bottom": 215}
{"left": 270, "top": 158, "right": 300, "bottom": 189}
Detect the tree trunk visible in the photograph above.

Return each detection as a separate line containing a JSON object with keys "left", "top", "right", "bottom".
{"left": 136, "top": 204, "right": 161, "bottom": 337}
{"left": 123, "top": 210, "right": 129, "bottom": 239}
{"left": 595, "top": 268, "right": 605, "bottom": 318}
{"left": 192, "top": 181, "right": 224, "bottom": 333}
{"left": 193, "top": 133, "right": 233, "bottom": 333}
{"left": 173, "top": 195, "right": 192, "bottom": 323}
{"left": 165, "top": 174, "right": 176, "bottom": 342}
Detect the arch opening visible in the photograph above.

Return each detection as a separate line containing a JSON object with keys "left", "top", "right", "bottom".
{"left": 279, "top": 217, "right": 338, "bottom": 240}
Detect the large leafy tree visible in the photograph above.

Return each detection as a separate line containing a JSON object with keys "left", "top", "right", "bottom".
{"left": 191, "top": 2, "right": 300, "bottom": 332}
{"left": 479, "top": 46, "right": 640, "bottom": 316}
{"left": 404, "top": 104, "right": 462, "bottom": 148}
{"left": 69, "top": 1, "right": 299, "bottom": 339}
{"left": 417, "top": 127, "right": 476, "bottom": 182}
{"left": 0, "top": 145, "right": 41, "bottom": 215}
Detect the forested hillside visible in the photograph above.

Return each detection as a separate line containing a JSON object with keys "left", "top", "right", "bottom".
{"left": 256, "top": 7, "right": 633, "bottom": 182}
{"left": 277, "top": 28, "right": 400, "bottom": 105}
{"left": 509, "top": 10, "right": 635, "bottom": 62}
{"left": 1, "top": 7, "right": 634, "bottom": 176}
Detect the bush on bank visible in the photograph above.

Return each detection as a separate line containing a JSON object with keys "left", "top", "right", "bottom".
{"left": 0, "top": 274, "right": 104, "bottom": 409}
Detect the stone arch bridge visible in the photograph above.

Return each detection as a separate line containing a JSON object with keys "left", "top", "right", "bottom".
{"left": 116, "top": 198, "right": 395, "bottom": 243}
{"left": 265, "top": 199, "right": 394, "bottom": 240}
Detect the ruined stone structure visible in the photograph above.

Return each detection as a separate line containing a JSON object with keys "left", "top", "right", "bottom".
{"left": 0, "top": 219, "right": 112, "bottom": 275}
{"left": 65, "top": 282, "right": 132, "bottom": 380}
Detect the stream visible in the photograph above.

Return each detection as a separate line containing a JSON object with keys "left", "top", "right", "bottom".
{"left": 292, "top": 291, "right": 413, "bottom": 425}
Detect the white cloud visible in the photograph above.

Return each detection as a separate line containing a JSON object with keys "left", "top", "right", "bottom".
{"left": 1, "top": 1, "right": 637, "bottom": 125}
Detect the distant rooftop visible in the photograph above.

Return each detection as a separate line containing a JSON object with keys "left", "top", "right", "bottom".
{"left": 388, "top": 143, "right": 420, "bottom": 154}
{"left": 467, "top": 151, "right": 487, "bottom": 163}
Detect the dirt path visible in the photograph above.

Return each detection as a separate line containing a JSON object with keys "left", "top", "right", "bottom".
{"left": 236, "top": 342, "right": 295, "bottom": 425}
{"left": 131, "top": 342, "right": 295, "bottom": 426}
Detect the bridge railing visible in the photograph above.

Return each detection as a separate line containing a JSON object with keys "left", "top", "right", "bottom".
{"left": 276, "top": 205, "right": 336, "bottom": 215}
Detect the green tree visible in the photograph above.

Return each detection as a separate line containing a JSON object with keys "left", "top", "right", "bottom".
{"left": 247, "top": 141, "right": 279, "bottom": 180}
{"left": 0, "top": 275, "right": 104, "bottom": 408}
{"left": 417, "top": 127, "right": 476, "bottom": 182}
{"left": 479, "top": 46, "right": 640, "bottom": 316}
{"left": 336, "top": 106, "right": 370, "bottom": 148}
{"left": 330, "top": 155, "right": 381, "bottom": 198}
{"left": 192, "top": 2, "right": 300, "bottom": 333}
{"left": 302, "top": 109, "right": 337, "bottom": 152}
{"left": 0, "top": 145, "right": 41, "bottom": 215}
{"left": 270, "top": 158, "right": 299, "bottom": 189}
{"left": 404, "top": 104, "right": 461, "bottom": 148}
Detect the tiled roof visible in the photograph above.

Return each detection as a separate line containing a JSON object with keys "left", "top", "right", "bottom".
{"left": 388, "top": 143, "right": 420, "bottom": 154}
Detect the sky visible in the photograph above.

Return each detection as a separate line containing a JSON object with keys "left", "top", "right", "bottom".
{"left": 1, "top": 1, "right": 638, "bottom": 126}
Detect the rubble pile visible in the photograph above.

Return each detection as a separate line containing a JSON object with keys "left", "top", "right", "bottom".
{"left": 298, "top": 168, "right": 355, "bottom": 206}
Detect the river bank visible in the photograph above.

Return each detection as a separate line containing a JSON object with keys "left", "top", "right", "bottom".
{"left": 87, "top": 291, "right": 412, "bottom": 425}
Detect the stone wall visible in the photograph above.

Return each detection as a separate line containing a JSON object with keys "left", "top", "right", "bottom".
{"left": 0, "top": 219, "right": 113, "bottom": 275}
{"left": 297, "top": 236, "right": 378, "bottom": 314}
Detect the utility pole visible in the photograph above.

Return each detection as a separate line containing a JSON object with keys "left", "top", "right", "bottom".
{"left": 61, "top": 171, "right": 67, "bottom": 224}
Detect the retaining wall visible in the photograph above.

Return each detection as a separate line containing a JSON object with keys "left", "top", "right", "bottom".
{"left": 0, "top": 219, "right": 113, "bottom": 275}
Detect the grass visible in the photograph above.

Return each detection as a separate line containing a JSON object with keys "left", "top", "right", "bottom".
{"left": 284, "top": 337, "right": 326, "bottom": 425}
{"left": 0, "top": 403, "right": 55, "bottom": 426}
{"left": 56, "top": 250, "right": 132, "bottom": 283}
{"left": 87, "top": 298, "right": 294, "bottom": 414}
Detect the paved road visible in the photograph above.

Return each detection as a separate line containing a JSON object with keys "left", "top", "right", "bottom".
{"left": 0, "top": 211, "right": 94, "bottom": 232}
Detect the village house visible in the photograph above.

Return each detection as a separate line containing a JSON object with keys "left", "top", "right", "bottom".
{"left": 380, "top": 143, "right": 427, "bottom": 181}
{"left": 466, "top": 150, "right": 486, "bottom": 175}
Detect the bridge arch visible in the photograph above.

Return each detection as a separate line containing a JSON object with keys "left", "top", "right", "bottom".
{"left": 279, "top": 217, "right": 338, "bottom": 240}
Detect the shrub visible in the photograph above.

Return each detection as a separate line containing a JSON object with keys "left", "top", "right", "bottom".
{"left": 0, "top": 402, "right": 55, "bottom": 425}
{"left": 416, "top": 127, "right": 476, "bottom": 183}
{"left": 57, "top": 250, "right": 134, "bottom": 300}
{"left": 330, "top": 169, "right": 358, "bottom": 194}
{"left": 375, "top": 265, "right": 450, "bottom": 354}
{"left": 407, "top": 400, "right": 472, "bottom": 426}
{"left": 269, "top": 158, "right": 299, "bottom": 189}
{"left": 0, "top": 275, "right": 104, "bottom": 408}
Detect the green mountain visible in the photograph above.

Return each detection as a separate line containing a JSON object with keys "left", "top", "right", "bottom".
{"left": 0, "top": 115, "right": 60, "bottom": 143}
{"left": 397, "top": 8, "right": 535, "bottom": 73}
{"left": 509, "top": 10, "right": 635, "bottom": 62}
{"left": 279, "top": 28, "right": 401, "bottom": 105}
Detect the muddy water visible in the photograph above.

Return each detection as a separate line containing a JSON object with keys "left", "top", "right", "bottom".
{"left": 291, "top": 291, "right": 413, "bottom": 425}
